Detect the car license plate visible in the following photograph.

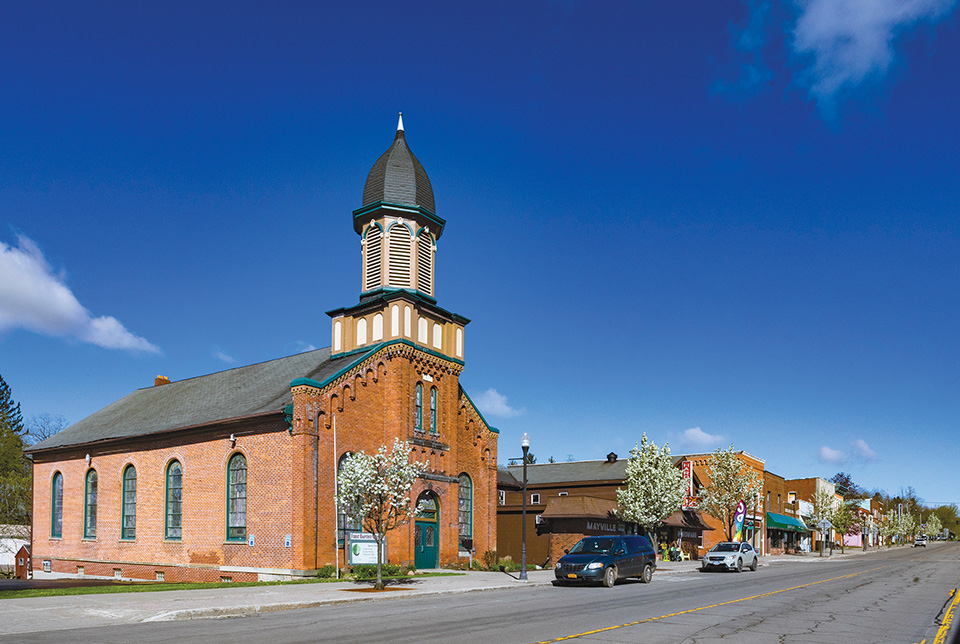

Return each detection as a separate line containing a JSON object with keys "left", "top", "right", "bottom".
{"left": 567, "top": 573, "right": 577, "bottom": 579}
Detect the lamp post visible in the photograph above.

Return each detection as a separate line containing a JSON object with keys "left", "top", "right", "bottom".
{"left": 520, "top": 433, "right": 530, "bottom": 581}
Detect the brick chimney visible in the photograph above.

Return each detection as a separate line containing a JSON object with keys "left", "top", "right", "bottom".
{"left": 155, "top": 375, "right": 171, "bottom": 387}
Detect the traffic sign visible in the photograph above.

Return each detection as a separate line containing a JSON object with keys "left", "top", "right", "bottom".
{"left": 818, "top": 519, "right": 832, "bottom": 531}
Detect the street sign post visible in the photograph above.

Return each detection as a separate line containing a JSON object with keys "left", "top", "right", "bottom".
{"left": 818, "top": 519, "right": 832, "bottom": 557}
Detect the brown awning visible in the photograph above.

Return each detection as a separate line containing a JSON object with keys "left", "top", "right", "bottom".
{"left": 538, "top": 495, "right": 618, "bottom": 520}
{"left": 661, "top": 510, "right": 714, "bottom": 531}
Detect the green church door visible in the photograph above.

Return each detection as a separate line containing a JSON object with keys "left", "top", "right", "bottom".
{"left": 414, "top": 491, "right": 439, "bottom": 569}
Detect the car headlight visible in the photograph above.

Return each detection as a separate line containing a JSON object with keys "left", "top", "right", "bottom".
{"left": 586, "top": 562, "right": 604, "bottom": 570}
{"left": 555, "top": 562, "right": 562, "bottom": 569}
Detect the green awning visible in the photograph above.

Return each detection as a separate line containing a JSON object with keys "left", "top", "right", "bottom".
{"left": 766, "top": 512, "right": 809, "bottom": 532}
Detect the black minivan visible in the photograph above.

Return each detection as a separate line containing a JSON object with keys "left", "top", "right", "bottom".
{"left": 554, "top": 535, "right": 657, "bottom": 587}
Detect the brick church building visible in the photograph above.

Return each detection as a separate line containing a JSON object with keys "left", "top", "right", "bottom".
{"left": 26, "top": 116, "right": 500, "bottom": 582}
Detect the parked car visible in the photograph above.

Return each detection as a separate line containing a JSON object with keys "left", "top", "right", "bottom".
{"left": 555, "top": 535, "right": 657, "bottom": 587}
{"left": 914, "top": 536, "right": 927, "bottom": 547}
{"left": 700, "top": 541, "right": 758, "bottom": 572}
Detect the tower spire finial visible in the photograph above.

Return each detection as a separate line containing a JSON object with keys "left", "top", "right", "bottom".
{"left": 397, "top": 111, "right": 404, "bottom": 132}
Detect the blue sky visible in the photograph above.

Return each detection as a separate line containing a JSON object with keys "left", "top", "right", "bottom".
{"left": 1, "top": 1, "right": 958, "bottom": 506}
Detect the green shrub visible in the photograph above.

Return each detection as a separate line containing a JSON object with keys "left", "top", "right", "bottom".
{"left": 351, "top": 564, "right": 402, "bottom": 579}
{"left": 316, "top": 564, "right": 337, "bottom": 579}
{"left": 481, "top": 550, "right": 498, "bottom": 570}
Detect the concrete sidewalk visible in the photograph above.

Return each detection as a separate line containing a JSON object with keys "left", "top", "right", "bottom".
{"left": 0, "top": 548, "right": 887, "bottom": 637}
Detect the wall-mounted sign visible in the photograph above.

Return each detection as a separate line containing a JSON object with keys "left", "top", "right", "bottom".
{"left": 347, "top": 532, "right": 387, "bottom": 564}
{"left": 248, "top": 534, "right": 255, "bottom": 547}
{"left": 284, "top": 534, "right": 292, "bottom": 548}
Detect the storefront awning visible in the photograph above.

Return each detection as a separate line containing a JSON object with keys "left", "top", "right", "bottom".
{"left": 766, "top": 511, "right": 809, "bottom": 532}
{"left": 661, "top": 510, "right": 715, "bottom": 531}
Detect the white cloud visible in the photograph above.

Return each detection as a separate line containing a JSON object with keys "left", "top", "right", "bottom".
{"left": 851, "top": 438, "right": 878, "bottom": 462}
{"left": 818, "top": 445, "right": 847, "bottom": 464}
{"left": 0, "top": 235, "right": 160, "bottom": 353}
{"left": 213, "top": 349, "right": 236, "bottom": 364}
{"left": 683, "top": 427, "right": 724, "bottom": 449}
{"left": 791, "top": 0, "right": 958, "bottom": 106}
{"left": 472, "top": 388, "right": 526, "bottom": 419}
{"left": 294, "top": 341, "right": 318, "bottom": 353}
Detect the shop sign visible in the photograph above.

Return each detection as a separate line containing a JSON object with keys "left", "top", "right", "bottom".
{"left": 585, "top": 521, "right": 619, "bottom": 533}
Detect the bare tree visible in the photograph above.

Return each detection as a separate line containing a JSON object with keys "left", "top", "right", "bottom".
{"left": 25, "top": 413, "right": 68, "bottom": 445}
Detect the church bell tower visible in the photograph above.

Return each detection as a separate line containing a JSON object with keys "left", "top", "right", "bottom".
{"left": 328, "top": 115, "right": 469, "bottom": 362}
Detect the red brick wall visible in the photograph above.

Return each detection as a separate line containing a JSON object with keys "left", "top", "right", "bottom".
{"left": 31, "top": 418, "right": 295, "bottom": 582}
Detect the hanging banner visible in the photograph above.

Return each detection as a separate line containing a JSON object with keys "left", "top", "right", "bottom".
{"left": 681, "top": 461, "right": 698, "bottom": 509}
{"left": 733, "top": 500, "right": 747, "bottom": 541}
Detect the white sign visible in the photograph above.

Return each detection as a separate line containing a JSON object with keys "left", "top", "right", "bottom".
{"left": 347, "top": 532, "right": 387, "bottom": 564}
{"left": 248, "top": 534, "right": 255, "bottom": 547}
{"left": 284, "top": 534, "right": 292, "bottom": 548}
{"left": 818, "top": 519, "right": 832, "bottom": 531}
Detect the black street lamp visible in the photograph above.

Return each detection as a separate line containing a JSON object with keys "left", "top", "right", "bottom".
{"left": 520, "top": 432, "right": 530, "bottom": 581}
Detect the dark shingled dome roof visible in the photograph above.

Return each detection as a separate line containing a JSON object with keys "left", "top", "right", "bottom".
{"left": 362, "top": 124, "right": 435, "bottom": 214}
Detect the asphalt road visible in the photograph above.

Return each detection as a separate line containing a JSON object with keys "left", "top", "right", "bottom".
{"left": 7, "top": 543, "right": 959, "bottom": 644}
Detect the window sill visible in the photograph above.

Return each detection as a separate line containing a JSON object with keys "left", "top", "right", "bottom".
{"left": 119, "top": 538, "right": 136, "bottom": 542}
{"left": 49, "top": 536, "right": 62, "bottom": 541}
{"left": 81, "top": 538, "right": 97, "bottom": 542}
{"left": 163, "top": 538, "right": 182, "bottom": 543}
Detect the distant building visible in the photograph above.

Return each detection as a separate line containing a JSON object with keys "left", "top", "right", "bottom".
{"left": 25, "top": 117, "right": 499, "bottom": 581}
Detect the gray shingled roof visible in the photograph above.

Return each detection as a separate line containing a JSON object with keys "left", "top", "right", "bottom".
{"left": 362, "top": 128, "right": 435, "bottom": 214}
{"left": 505, "top": 455, "right": 687, "bottom": 486}
{"left": 27, "top": 347, "right": 366, "bottom": 452}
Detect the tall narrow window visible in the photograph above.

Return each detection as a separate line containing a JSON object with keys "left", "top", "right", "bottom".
{"left": 337, "top": 453, "right": 361, "bottom": 544}
{"left": 429, "top": 387, "right": 438, "bottom": 434}
{"left": 166, "top": 461, "right": 183, "bottom": 540}
{"left": 417, "top": 233, "right": 433, "bottom": 295}
{"left": 121, "top": 465, "right": 137, "bottom": 539}
{"left": 388, "top": 224, "right": 412, "bottom": 287}
{"left": 365, "top": 226, "right": 382, "bottom": 290}
{"left": 458, "top": 473, "right": 473, "bottom": 549}
{"left": 51, "top": 472, "right": 63, "bottom": 538}
{"left": 84, "top": 469, "right": 98, "bottom": 539}
{"left": 414, "top": 383, "right": 423, "bottom": 431}
{"left": 227, "top": 453, "right": 247, "bottom": 541}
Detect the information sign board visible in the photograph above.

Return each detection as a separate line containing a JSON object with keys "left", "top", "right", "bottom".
{"left": 347, "top": 532, "right": 387, "bottom": 565}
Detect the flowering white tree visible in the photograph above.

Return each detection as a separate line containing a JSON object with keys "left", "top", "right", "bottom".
{"left": 879, "top": 510, "right": 898, "bottom": 547}
{"left": 698, "top": 445, "right": 762, "bottom": 541}
{"left": 926, "top": 513, "right": 943, "bottom": 539}
{"left": 337, "top": 439, "right": 426, "bottom": 589}
{"left": 615, "top": 434, "right": 684, "bottom": 539}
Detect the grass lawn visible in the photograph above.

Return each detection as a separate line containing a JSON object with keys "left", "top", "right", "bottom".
{"left": 0, "top": 572, "right": 462, "bottom": 600}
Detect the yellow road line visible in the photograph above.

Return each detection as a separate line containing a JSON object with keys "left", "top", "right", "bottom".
{"left": 535, "top": 567, "right": 886, "bottom": 644}
{"left": 933, "top": 578, "right": 960, "bottom": 644}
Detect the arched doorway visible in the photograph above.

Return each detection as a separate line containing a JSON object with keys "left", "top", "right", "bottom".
{"left": 414, "top": 490, "right": 440, "bottom": 569}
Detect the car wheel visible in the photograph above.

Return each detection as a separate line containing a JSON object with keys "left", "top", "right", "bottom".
{"left": 750, "top": 558, "right": 758, "bottom": 572}
{"left": 603, "top": 566, "right": 617, "bottom": 588}
{"left": 735, "top": 558, "right": 743, "bottom": 573}
{"left": 639, "top": 563, "right": 653, "bottom": 584}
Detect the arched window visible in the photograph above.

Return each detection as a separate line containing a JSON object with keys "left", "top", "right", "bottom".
{"left": 429, "top": 387, "right": 438, "bottom": 434}
{"left": 391, "top": 304, "right": 400, "bottom": 337}
{"left": 227, "top": 453, "right": 247, "bottom": 541}
{"left": 337, "top": 453, "right": 361, "bottom": 545}
{"left": 166, "top": 461, "right": 183, "bottom": 540}
{"left": 432, "top": 323, "right": 442, "bottom": 349}
{"left": 121, "top": 465, "right": 137, "bottom": 540}
{"left": 373, "top": 313, "right": 383, "bottom": 341}
{"left": 84, "top": 469, "right": 98, "bottom": 539}
{"left": 356, "top": 318, "right": 367, "bottom": 345}
{"left": 414, "top": 383, "right": 423, "bottom": 431}
{"left": 51, "top": 472, "right": 63, "bottom": 538}
{"left": 458, "top": 473, "right": 473, "bottom": 550}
